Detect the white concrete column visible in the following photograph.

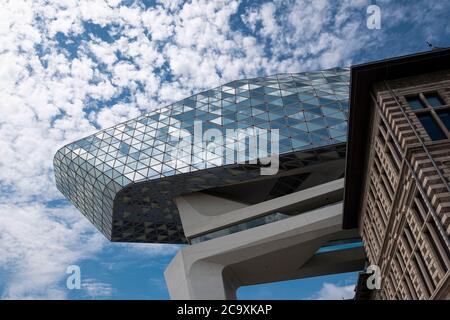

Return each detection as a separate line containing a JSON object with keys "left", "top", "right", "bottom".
{"left": 164, "top": 202, "right": 365, "bottom": 300}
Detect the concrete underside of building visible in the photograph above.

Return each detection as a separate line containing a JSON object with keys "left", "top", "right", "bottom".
{"left": 165, "top": 179, "right": 365, "bottom": 299}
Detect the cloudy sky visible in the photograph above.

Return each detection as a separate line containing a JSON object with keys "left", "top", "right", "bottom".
{"left": 0, "top": 0, "right": 449, "bottom": 299}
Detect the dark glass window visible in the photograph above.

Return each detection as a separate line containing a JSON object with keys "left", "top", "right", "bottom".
{"left": 406, "top": 96, "right": 425, "bottom": 110}
{"left": 437, "top": 109, "right": 450, "bottom": 132}
{"left": 425, "top": 92, "right": 444, "bottom": 108}
{"left": 417, "top": 113, "right": 446, "bottom": 141}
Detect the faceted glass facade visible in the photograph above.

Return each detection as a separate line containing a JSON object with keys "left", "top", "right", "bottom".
{"left": 54, "top": 68, "right": 350, "bottom": 244}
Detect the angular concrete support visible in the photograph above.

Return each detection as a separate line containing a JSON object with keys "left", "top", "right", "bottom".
{"left": 175, "top": 179, "right": 344, "bottom": 240}
{"left": 165, "top": 252, "right": 237, "bottom": 300}
{"left": 164, "top": 202, "right": 365, "bottom": 300}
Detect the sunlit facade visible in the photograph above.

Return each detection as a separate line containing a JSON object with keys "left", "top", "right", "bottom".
{"left": 345, "top": 49, "right": 450, "bottom": 300}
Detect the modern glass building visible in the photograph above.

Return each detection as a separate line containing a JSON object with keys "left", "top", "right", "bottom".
{"left": 54, "top": 51, "right": 450, "bottom": 300}
{"left": 54, "top": 68, "right": 350, "bottom": 244}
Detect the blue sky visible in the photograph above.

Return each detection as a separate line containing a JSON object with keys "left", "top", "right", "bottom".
{"left": 0, "top": 0, "right": 449, "bottom": 299}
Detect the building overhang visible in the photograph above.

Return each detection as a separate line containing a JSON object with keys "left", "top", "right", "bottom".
{"left": 343, "top": 48, "right": 450, "bottom": 229}
{"left": 54, "top": 68, "right": 352, "bottom": 244}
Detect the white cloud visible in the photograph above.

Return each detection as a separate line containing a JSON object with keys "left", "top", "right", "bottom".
{"left": 0, "top": 203, "right": 105, "bottom": 299}
{"left": 257, "top": 2, "right": 279, "bottom": 38}
{"left": 142, "top": 7, "right": 175, "bottom": 41}
{"left": 96, "top": 103, "right": 141, "bottom": 129}
{"left": 314, "top": 283, "right": 356, "bottom": 300}
{"left": 240, "top": 0, "right": 378, "bottom": 70}
{"left": 118, "top": 242, "right": 181, "bottom": 257}
{"left": 82, "top": 279, "right": 115, "bottom": 298}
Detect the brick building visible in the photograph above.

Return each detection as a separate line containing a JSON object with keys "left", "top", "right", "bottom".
{"left": 344, "top": 49, "right": 450, "bottom": 299}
